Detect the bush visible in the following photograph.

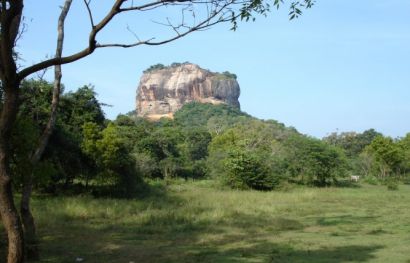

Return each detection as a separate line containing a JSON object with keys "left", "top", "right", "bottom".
{"left": 363, "top": 175, "right": 379, "bottom": 185}
{"left": 222, "top": 71, "right": 237, "bottom": 79}
{"left": 385, "top": 179, "right": 399, "bottom": 191}
{"left": 403, "top": 173, "right": 410, "bottom": 185}
{"left": 143, "top": 63, "right": 166, "bottom": 73}
{"left": 283, "top": 135, "right": 349, "bottom": 186}
{"left": 223, "top": 149, "right": 280, "bottom": 190}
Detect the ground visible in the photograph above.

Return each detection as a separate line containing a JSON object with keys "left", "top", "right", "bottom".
{"left": 1, "top": 180, "right": 410, "bottom": 262}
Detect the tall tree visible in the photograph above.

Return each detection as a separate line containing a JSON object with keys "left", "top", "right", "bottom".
{"left": 0, "top": 1, "right": 313, "bottom": 262}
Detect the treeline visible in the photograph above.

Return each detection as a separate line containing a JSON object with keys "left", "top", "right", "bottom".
{"left": 11, "top": 80, "right": 409, "bottom": 198}
{"left": 323, "top": 130, "right": 410, "bottom": 184}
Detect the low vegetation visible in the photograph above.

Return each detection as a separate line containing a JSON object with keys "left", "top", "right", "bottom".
{"left": 214, "top": 71, "right": 238, "bottom": 80}
{"left": 143, "top": 62, "right": 237, "bottom": 80}
{"left": 2, "top": 180, "right": 410, "bottom": 262}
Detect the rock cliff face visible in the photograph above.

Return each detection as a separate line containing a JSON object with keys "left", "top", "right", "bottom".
{"left": 136, "top": 63, "right": 240, "bottom": 120}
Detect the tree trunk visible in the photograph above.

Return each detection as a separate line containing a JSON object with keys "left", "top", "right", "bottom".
{"left": 20, "top": 172, "right": 38, "bottom": 261}
{"left": 0, "top": 80, "right": 24, "bottom": 263}
{"left": 18, "top": 2, "right": 73, "bottom": 260}
{"left": 0, "top": 176, "right": 24, "bottom": 263}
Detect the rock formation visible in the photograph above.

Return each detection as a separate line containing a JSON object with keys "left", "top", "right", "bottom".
{"left": 136, "top": 63, "right": 240, "bottom": 120}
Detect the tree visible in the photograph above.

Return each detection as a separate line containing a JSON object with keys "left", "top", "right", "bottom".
{"left": 223, "top": 148, "right": 279, "bottom": 190}
{"left": 16, "top": 80, "right": 106, "bottom": 259}
{"left": 0, "top": 1, "right": 313, "bottom": 262}
{"left": 398, "top": 133, "right": 410, "bottom": 176}
{"left": 323, "top": 129, "right": 382, "bottom": 158}
{"left": 364, "top": 136, "right": 403, "bottom": 178}
{"left": 284, "top": 135, "right": 348, "bottom": 186}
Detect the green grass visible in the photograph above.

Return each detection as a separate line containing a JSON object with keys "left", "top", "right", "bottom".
{"left": 2, "top": 181, "right": 410, "bottom": 262}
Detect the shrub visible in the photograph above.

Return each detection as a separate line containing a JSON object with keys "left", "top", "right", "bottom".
{"left": 222, "top": 71, "right": 237, "bottom": 79}
{"left": 363, "top": 175, "right": 379, "bottom": 185}
{"left": 143, "top": 63, "right": 166, "bottom": 73}
{"left": 223, "top": 149, "right": 280, "bottom": 190}
{"left": 385, "top": 179, "right": 399, "bottom": 191}
{"left": 283, "top": 135, "right": 349, "bottom": 186}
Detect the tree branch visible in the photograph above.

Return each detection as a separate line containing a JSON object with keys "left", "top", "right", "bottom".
{"left": 17, "top": 0, "right": 126, "bottom": 80}
{"left": 30, "top": 0, "right": 73, "bottom": 164}
{"left": 16, "top": 0, "right": 313, "bottom": 81}
{"left": 83, "top": 0, "right": 95, "bottom": 29}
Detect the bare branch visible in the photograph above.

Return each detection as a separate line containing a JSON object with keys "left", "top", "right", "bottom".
{"left": 119, "top": 0, "right": 183, "bottom": 12}
{"left": 126, "top": 24, "right": 142, "bottom": 42}
{"left": 30, "top": 0, "right": 73, "bottom": 164}
{"left": 98, "top": 1, "right": 237, "bottom": 48}
{"left": 96, "top": 38, "right": 154, "bottom": 48}
{"left": 18, "top": 0, "right": 297, "bottom": 80}
{"left": 35, "top": 68, "right": 48, "bottom": 81}
{"left": 83, "top": 0, "right": 95, "bottom": 28}
{"left": 17, "top": 0, "right": 126, "bottom": 80}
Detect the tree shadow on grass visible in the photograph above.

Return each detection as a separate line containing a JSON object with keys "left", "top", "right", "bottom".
{"left": 35, "top": 202, "right": 384, "bottom": 263}
{"left": 334, "top": 180, "right": 362, "bottom": 188}
{"left": 157, "top": 239, "right": 384, "bottom": 263}
{"left": 268, "top": 244, "right": 384, "bottom": 263}
{"left": 315, "top": 214, "right": 377, "bottom": 227}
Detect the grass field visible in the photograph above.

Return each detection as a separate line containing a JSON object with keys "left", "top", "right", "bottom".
{"left": 1, "top": 180, "right": 410, "bottom": 262}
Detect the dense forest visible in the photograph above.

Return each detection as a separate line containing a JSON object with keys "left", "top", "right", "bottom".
{"left": 9, "top": 79, "right": 410, "bottom": 199}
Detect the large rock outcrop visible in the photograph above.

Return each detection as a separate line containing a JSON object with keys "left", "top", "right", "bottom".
{"left": 136, "top": 63, "right": 240, "bottom": 120}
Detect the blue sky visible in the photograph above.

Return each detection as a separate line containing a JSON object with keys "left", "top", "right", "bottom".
{"left": 18, "top": 0, "right": 410, "bottom": 138}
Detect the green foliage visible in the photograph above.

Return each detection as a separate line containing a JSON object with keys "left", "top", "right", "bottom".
{"left": 333, "top": 132, "right": 410, "bottom": 184}
{"left": 170, "top": 62, "right": 191, "bottom": 68}
{"left": 322, "top": 129, "right": 410, "bottom": 184}
{"left": 14, "top": 80, "right": 408, "bottom": 195}
{"left": 232, "top": 0, "right": 315, "bottom": 30}
{"left": 96, "top": 123, "right": 128, "bottom": 168}
{"left": 174, "top": 102, "right": 248, "bottom": 128}
{"left": 82, "top": 122, "right": 140, "bottom": 197}
{"left": 223, "top": 148, "right": 279, "bottom": 190}
{"left": 11, "top": 80, "right": 56, "bottom": 189}
{"left": 45, "top": 85, "right": 105, "bottom": 189}
{"left": 59, "top": 85, "right": 105, "bottom": 134}
{"left": 208, "top": 115, "right": 348, "bottom": 188}
{"left": 385, "top": 179, "right": 399, "bottom": 191}
{"left": 10, "top": 117, "right": 40, "bottom": 188}
{"left": 284, "top": 135, "right": 348, "bottom": 186}
{"left": 81, "top": 122, "right": 101, "bottom": 161}
{"left": 363, "top": 175, "right": 379, "bottom": 185}
{"left": 398, "top": 133, "right": 410, "bottom": 175}
{"left": 215, "top": 71, "right": 237, "bottom": 80}
{"left": 364, "top": 136, "right": 403, "bottom": 178}
{"left": 182, "top": 128, "right": 211, "bottom": 161}
{"left": 144, "top": 61, "right": 192, "bottom": 73}
{"left": 10, "top": 80, "right": 146, "bottom": 197}
{"left": 323, "top": 129, "right": 381, "bottom": 158}
{"left": 19, "top": 79, "right": 55, "bottom": 127}
{"left": 143, "top": 63, "right": 166, "bottom": 73}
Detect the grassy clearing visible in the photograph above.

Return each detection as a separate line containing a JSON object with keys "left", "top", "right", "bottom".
{"left": 2, "top": 181, "right": 410, "bottom": 262}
